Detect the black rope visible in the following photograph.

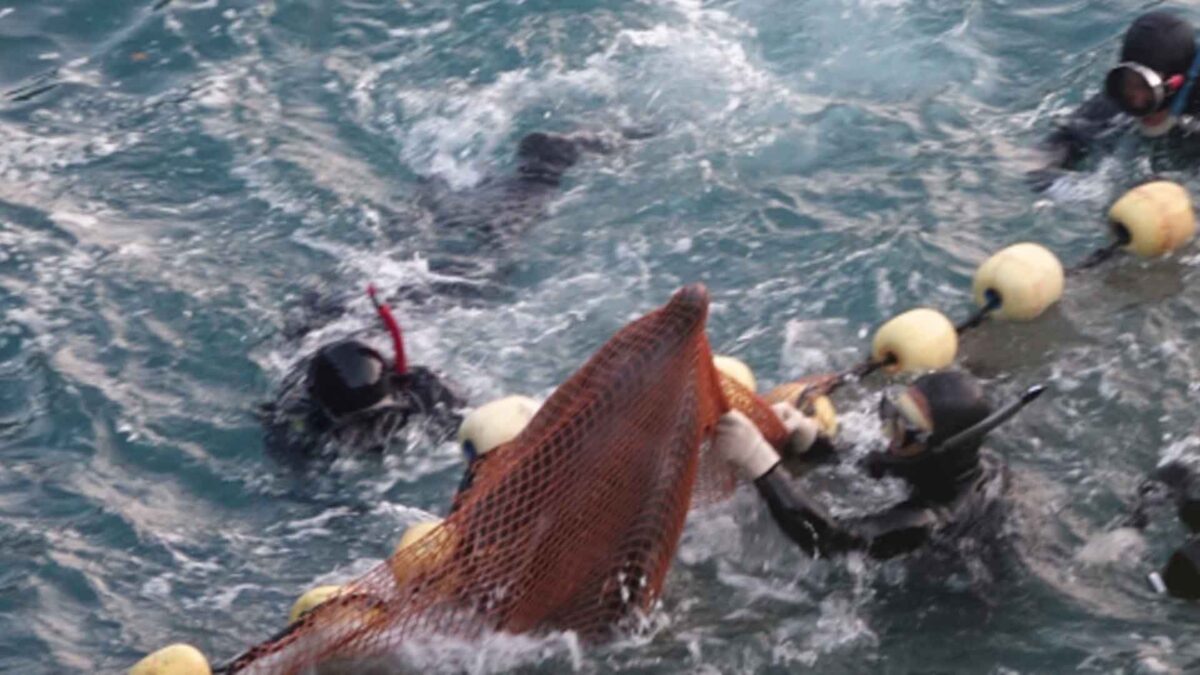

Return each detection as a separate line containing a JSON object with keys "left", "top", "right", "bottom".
{"left": 1068, "top": 239, "right": 1124, "bottom": 275}
{"left": 955, "top": 292, "right": 1001, "bottom": 335}
{"left": 821, "top": 353, "right": 897, "bottom": 397}
{"left": 1069, "top": 223, "right": 1130, "bottom": 275}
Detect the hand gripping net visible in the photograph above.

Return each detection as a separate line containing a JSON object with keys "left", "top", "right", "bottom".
{"left": 224, "top": 284, "right": 786, "bottom": 673}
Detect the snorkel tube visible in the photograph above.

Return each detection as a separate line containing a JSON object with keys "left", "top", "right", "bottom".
{"left": 928, "top": 384, "right": 1047, "bottom": 456}
{"left": 367, "top": 284, "right": 407, "bottom": 376}
{"left": 1169, "top": 49, "right": 1200, "bottom": 118}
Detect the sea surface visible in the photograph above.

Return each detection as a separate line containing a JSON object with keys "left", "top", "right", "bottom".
{"left": 2, "top": 0, "right": 1199, "bottom": 672}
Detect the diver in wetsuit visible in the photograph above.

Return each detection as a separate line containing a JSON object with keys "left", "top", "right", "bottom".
{"left": 716, "top": 372, "right": 1022, "bottom": 559}
{"left": 1132, "top": 461, "right": 1200, "bottom": 599}
{"left": 421, "top": 130, "right": 617, "bottom": 246}
{"left": 409, "top": 129, "right": 641, "bottom": 301}
{"left": 261, "top": 288, "right": 464, "bottom": 455}
{"left": 1033, "top": 11, "right": 1200, "bottom": 185}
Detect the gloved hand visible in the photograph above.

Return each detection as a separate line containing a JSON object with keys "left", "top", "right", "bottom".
{"left": 714, "top": 410, "right": 781, "bottom": 481}
{"left": 770, "top": 402, "right": 820, "bottom": 456}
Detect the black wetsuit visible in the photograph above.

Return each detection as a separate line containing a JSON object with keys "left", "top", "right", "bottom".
{"left": 1131, "top": 462, "right": 1200, "bottom": 598}
{"left": 754, "top": 450, "right": 1008, "bottom": 560}
{"left": 425, "top": 132, "right": 602, "bottom": 241}
{"left": 1039, "top": 94, "right": 1131, "bottom": 172}
{"left": 261, "top": 362, "right": 464, "bottom": 456}
{"left": 406, "top": 131, "right": 618, "bottom": 302}
{"left": 1038, "top": 11, "right": 1200, "bottom": 178}
{"left": 1132, "top": 461, "right": 1200, "bottom": 532}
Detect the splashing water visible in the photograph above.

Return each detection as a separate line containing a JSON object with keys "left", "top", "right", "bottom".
{"left": 2, "top": 0, "right": 1200, "bottom": 672}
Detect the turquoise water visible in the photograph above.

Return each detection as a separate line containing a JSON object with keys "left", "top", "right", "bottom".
{"left": 3, "top": 0, "right": 1200, "bottom": 672}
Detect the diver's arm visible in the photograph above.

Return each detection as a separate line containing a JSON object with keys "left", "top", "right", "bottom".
{"left": 846, "top": 504, "right": 937, "bottom": 559}
{"left": 753, "top": 467, "right": 861, "bottom": 556}
{"left": 1037, "top": 93, "right": 1124, "bottom": 170}
{"left": 398, "top": 366, "right": 466, "bottom": 412}
{"left": 753, "top": 468, "right": 936, "bottom": 559}
{"left": 716, "top": 409, "right": 861, "bottom": 557}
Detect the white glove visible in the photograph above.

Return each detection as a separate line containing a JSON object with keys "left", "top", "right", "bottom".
{"left": 770, "top": 402, "right": 820, "bottom": 456}
{"left": 714, "top": 410, "right": 781, "bottom": 481}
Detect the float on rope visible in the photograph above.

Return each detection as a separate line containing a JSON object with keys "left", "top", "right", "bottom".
{"left": 390, "top": 519, "right": 456, "bottom": 587}
{"left": 713, "top": 355, "right": 757, "bottom": 393}
{"left": 971, "top": 243, "right": 1065, "bottom": 322}
{"left": 128, "top": 643, "right": 211, "bottom": 675}
{"left": 288, "top": 585, "right": 344, "bottom": 624}
{"left": 871, "top": 308, "right": 958, "bottom": 375}
{"left": 457, "top": 396, "right": 540, "bottom": 461}
{"left": 1108, "top": 181, "right": 1196, "bottom": 258}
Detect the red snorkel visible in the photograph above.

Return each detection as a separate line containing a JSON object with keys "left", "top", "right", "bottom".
{"left": 367, "top": 284, "right": 407, "bottom": 376}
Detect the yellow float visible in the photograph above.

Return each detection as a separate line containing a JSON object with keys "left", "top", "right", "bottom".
{"left": 972, "top": 243, "right": 1065, "bottom": 321}
{"left": 457, "top": 396, "right": 540, "bottom": 457}
{"left": 764, "top": 376, "right": 839, "bottom": 437}
{"left": 1109, "top": 181, "right": 1196, "bottom": 258}
{"left": 128, "top": 644, "right": 210, "bottom": 675}
{"left": 871, "top": 308, "right": 958, "bottom": 374}
{"left": 389, "top": 519, "right": 456, "bottom": 587}
{"left": 713, "top": 355, "right": 757, "bottom": 392}
{"left": 288, "top": 585, "right": 344, "bottom": 624}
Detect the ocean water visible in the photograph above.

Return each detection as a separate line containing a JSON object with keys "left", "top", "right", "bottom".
{"left": 2, "top": 0, "right": 1200, "bottom": 672}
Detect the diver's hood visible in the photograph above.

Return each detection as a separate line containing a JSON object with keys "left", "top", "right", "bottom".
{"left": 867, "top": 383, "right": 1046, "bottom": 502}
{"left": 1106, "top": 11, "right": 1199, "bottom": 121}
{"left": 308, "top": 340, "right": 391, "bottom": 418}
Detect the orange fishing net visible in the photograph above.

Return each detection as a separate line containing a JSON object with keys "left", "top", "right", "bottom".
{"left": 223, "top": 284, "right": 785, "bottom": 673}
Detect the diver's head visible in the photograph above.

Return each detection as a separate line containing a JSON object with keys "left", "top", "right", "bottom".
{"left": 869, "top": 371, "right": 993, "bottom": 499}
{"left": 517, "top": 132, "right": 581, "bottom": 176}
{"left": 879, "top": 371, "right": 992, "bottom": 456}
{"left": 457, "top": 395, "right": 540, "bottom": 463}
{"left": 1105, "top": 11, "right": 1197, "bottom": 135}
{"left": 307, "top": 340, "right": 391, "bottom": 419}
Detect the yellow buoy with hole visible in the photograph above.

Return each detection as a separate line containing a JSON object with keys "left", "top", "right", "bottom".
{"left": 457, "top": 396, "right": 539, "bottom": 457}
{"left": 713, "top": 355, "right": 757, "bottom": 392}
{"left": 972, "top": 243, "right": 1065, "bottom": 321}
{"left": 764, "top": 378, "right": 839, "bottom": 437}
{"left": 128, "top": 644, "right": 210, "bottom": 675}
{"left": 871, "top": 308, "right": 958, "bottom": 374}
{"left": 390, "top": 519, "right": 456, "bottom": 586}
{"left": 1109, "top": 181, "right": 1196, "bottom": 258}
{"left": 288, "top": 585, "right": 343, "bottom": 624}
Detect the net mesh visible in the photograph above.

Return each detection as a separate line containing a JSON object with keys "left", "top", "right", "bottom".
{"left": 224, "top": 284, "right": 785, "bottom": 673}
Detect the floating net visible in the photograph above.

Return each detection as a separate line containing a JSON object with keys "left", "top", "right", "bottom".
{"left": 223, "top": 284, "right": 786, "bottom": 673}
